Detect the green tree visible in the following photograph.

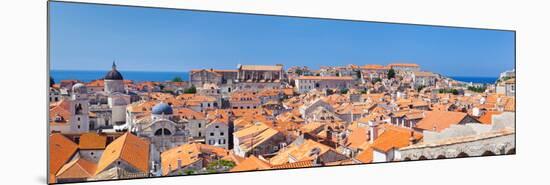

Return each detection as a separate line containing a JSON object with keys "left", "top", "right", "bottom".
{"left": 416, "top": 85, "right": 425, "bottom": 92}
{"left": 50, "top": 76, "right": 55, "bottom": 87}
{"left": 206, "top": 160, "right": 236, "bottom": 173}
{"left": 340, "top": 88, "right": 349, "bottom": 94}
{"left": 439, "top": 88, "right": 460, "bottom": 95}
{"left": 451, "top": 89, "right": 459, "bottom": 95}
{"left": 163, "top": 89, "right": 175, "bottom": 94}
{"left": 295, "top": 69, "right": 303, "bottom": 76}
{"left": 184, "top": 169, "right": 195, "bottom": 175}
{"left": 372, "top": 78, "right": 381, "bottom": 84}
{"left": 467, "top": 86, "right": 486, "bottom": 93}
{"left": 172, "top": 76, "right": 183, "bottom": 82}
{"left": 387, "top": 69, "right": 396, "bottom": 79}
{"left": 184, "top": 85, "right": 197, "bottom": 94}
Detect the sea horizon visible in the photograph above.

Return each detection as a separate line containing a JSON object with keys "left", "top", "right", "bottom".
{"left": 50, "top": 69, "right": 498, "bottom": 84}
{"left": 50, "top": 70, "right": 190, "bottom": 83}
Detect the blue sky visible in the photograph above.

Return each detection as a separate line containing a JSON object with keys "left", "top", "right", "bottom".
{"left": 49, "top": 2, "right": 515, "bottom": 77}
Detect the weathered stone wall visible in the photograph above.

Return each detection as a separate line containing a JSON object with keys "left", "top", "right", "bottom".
{"left": 399, "top": 133, "right": 515, "bottom": 160}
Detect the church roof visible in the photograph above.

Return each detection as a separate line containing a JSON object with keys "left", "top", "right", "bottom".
{"left": 104, "top": 62, "right": 124, "bottom": 80}
{"left": 152, "top": 102, "right": 173, "bottom": 115}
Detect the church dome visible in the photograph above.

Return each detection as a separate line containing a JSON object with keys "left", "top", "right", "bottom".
{"left": 152, "top": 102, "right": 173, "bottom": 115}
{"left": 104, "top": 61, "right": 124, "bottom": 80}
{"left": 72, "top": 83, "right": 87, "bottom": 94}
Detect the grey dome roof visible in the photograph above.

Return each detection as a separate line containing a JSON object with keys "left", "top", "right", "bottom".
{"left": 152, "top": 102, "right": 173, "bottom": 115}
{"left": 104, "top": 61, "right": 124, "bottom": 80}
{"left": 72, "top": 83, "right": 87, "bottom": 94}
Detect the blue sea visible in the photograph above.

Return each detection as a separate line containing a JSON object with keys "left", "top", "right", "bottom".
{"left": 50, "top": 70, "right": 189, "bottom": 82}
{"left": 50, "top": 70, "right": 498, "bottom": 84}
{"left": 450, "top": 76, "right": 498, "bottom": 84}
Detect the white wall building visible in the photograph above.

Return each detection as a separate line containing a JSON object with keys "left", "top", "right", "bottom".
{"left": 294, "top": 76, "right": 353, "bottom": 94}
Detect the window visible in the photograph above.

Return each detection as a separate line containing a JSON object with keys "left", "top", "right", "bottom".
{"left": 210, "top": 132, "right": 214, "bottom": 136}
{"left": 215, "top": 125, "right": 219, "bottom": 128}
{"left": 198, "top": 123, "right": 201, "bottom": 128}
{"left": 198, "top": 132, "right": 202, "bottom": 137}
{"left": 220, "top": 132, "right": 224, "bottom": 136}
{"left": 77, "top": 125, "right": 81, "bottom": 129}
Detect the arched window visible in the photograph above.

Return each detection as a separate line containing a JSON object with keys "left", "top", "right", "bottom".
{"left": 436, "top": 155, "right": 446, "bottom": 159}
{"left": 418, "top": 156, "right": 428, "bottom": 160}
{"left": 154, "top": 128, "right": 172, "bottom": 136}
{"left": 506, "top": 148, "right": 516, "bottom": 155}
{"left": 482, "top": 151, "right": 496, "bottom": 156}
{"left": 456, "top": 152, "right": 469, "bottom": 158}
{"left": 75, "top": 104, "right": 83, "bottom": 114}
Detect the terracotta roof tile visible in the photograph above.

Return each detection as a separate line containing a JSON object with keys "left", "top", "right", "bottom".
{"left": 271, "top": 160, "right": 314, "bottom": 169}
{"left": 95, "top": 133, "right": 150, "bottom": 175}
{"left": 161, "top": 143, "right": 228, "bottom": 175}
{"left": 478, "top": 111, "right": 503, "bottom": 124}
{"left": 296, "top": 76, "right": 353, "bottom": 80}
{"left": 355, "top": 148, "right": 373, "bottom": 163}
{"left": 234, "top": 123, "right": 281, "bottom": 152}
{"left": 49, "top": 99, "right": 72, "bottom": 125}
{"left": 371, "top": 124, "right": 422, "bottom": 152}
{"left": 240, "top": 65, "right": 283, "bottom": 71}
{"left": 229, "top": 156, "right": 271, "bottom": 172}
{"left": 345, "top": 126, "right": 368, "bottom": 149}
{"left": 50, "top": 134, "right": 79, "bottom": 176}
{"left": 388, "top": 63, "right": 419, "bottom": 68}
{"left": 56, "top": 158, "right": 97, "bottom": 180}
{"left": 79, "top": 133, "right": 107, "bottom": 150}
{"left": 415, "top": 111, "right": 472, "bottom": 132}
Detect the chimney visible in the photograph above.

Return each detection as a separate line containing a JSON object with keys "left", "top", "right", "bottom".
{"left": 368, "top": 121, "right": 378, "bottom": 143}
{"left": 325, "top": 129, "right": 332, "bottom": 143}
{"left": 408, "top": 131, "right": 416, "bottom": 145}
{"left": 309, "top": 147, "right": 321, "bottom": 166}
{"left": 177, "top": 158, "right": 182, "bottom": 169}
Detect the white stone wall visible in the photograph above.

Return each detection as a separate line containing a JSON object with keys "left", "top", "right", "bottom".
{"left": 399, "top": 133, "right": 515, "bottom": 160}
{"left": 79, "top": 150, "right": 103, "bottom": 162}
{"left": 186, "top": 119, "right": 208, "bottom": 138}
{"left": 372, "top": 149, "right": 388, "bottom": 163}
{"left": 295, "top": 79, "right": 352, "bottom": 94}
{"left": 205, "top": 122, "right": 229, "bottom": 149}
{"left": 104, "top": 80, "right": 124, "bottom": 94}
